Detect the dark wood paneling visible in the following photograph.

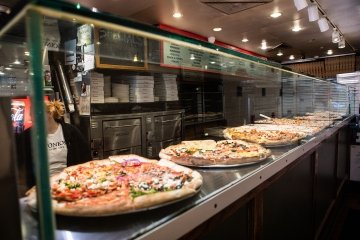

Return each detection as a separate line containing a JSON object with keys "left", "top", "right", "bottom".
{"left": 262, "top": 153, "right": 314, "bottom": 240}
{"left": 314, "top": 134, "right": 337, "bottom": 232}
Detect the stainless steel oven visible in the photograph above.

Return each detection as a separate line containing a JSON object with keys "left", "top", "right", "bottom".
{"left": 89, "top": 110, "right": 184, "bottom": 159}
{"left": 90, "top": 113, "right": 146, "bottom": 159}
{"left": 145, "top": 110, "right": 184, "bottom": 159}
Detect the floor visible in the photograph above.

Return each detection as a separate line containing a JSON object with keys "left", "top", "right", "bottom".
{"left": 321, "top": 181, "right": 360, "bottom": 240}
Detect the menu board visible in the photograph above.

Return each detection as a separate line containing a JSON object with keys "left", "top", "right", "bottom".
{"left": 95, "top": 28, "right": 147, "bottom": 70}
{"left": 161, "top": 41, "right": 281, "bottom": 80}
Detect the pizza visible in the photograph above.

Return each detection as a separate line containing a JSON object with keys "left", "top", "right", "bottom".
{"left": 223, "top": 126, "right": 307, "bottom": 147}
{"left": 26, "top": 154, "right": 203, "bottom": 217}
{"left": 159, "top": 139, "right": 271, "bottom": 166}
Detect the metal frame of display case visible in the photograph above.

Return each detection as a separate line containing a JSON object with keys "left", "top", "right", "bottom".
{"left": 0, "top": 1, "right": 353, "bottom": 239}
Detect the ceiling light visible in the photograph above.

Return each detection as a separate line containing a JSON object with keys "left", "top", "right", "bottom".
{"left": 242, "top": 37, "right": 248, "bottom": 42}
{"left": 307, "top": 3, "right": 319, "bottom": 22}
{"left": 190, "top": 54, "right": 195, "bottom": 60}
{"left": 24, "top": 51, "right": 30, "bottom": 56}
{"left": 332, "top": 28, "right": 340, "bottom": 43}
{"left": 289, "top": 55, "right": 295, "bottom": 60}
{"left": 13, "top": 60, "right": 21, "bottom": 65}
{"left": 292, "top": 25, "right": 302, "bottom": 32}
{"left": 213, "top": 27, "right": 222, "bottom": 32}
{"left": 317, "top": 17, "right": 329, "bottom": 32}
{"left": 338, "top": 36, "right": 345, "bottom": 48}
{"left": 5, "top": 67, "right": 12, "bottom": 70}
{"left": 172, "top": 12, "right": 183, "bottom": 18}
{"left": 260, "top": 40, "right": 268, "bottom": 50}
{"left": 293, "top": 0, "right": 308, "bottom": 11}
{"left": 270, "top": 12, "right": 282, "bottom": 18}
{"left": 277, "top": 51, "right": 283, "bottom": 56}
{"left": 327, "top": 49, "right": 333, "bottom": 55}
{"left": 76, "top": 3, "right": 81, "bottom": 9}
{"left": 133, "top": 54, "right": 138, "bottom": 62}
{"left": 91, "top": 7, "right": 98, "bottom": 13}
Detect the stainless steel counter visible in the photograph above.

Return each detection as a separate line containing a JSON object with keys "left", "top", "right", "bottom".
{"left": 20, "top": 116, "right": 353, "bottom": 240}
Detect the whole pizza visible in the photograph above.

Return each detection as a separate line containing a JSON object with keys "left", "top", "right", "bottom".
{"left": 159, "top": 139, "right": 271, "bottom": 167}
{"left": 26, "top": 154, "right": 203, "bottom": 217}
{"left": 224, "top": 126, "right": 307, "bottom": 147}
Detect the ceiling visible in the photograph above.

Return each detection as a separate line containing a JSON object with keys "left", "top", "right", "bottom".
{"left": 0, "top": 0, "right": 359, "bottom": 64}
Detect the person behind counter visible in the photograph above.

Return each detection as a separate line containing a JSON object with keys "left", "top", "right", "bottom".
{"left": 16, "top": 100, "right": 91, "bottom": 190}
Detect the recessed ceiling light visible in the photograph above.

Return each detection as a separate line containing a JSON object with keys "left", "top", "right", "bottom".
{"left": 277, "top": 51, "right": 283, "bottom": 56}
{"left": 327, "top": 49, "right": 333, "bottom": 55}
{"left": 172, "top": 12, "right": 183, "bottom": 18}
{"left": 270, "top": 12, "right": 282, "bottom": 18}
{"left": 260, "top": 40, "right": 268, "bottom": 50}
{"left": 292, "top": 26, "right": 302, "bottom": 32}
{"left": 213, "top": 27, "right": 222, "bottom": 32}
{"left": 289, "top": 55, "right": 295, "bottom": 60}
{"left": 242, "top": 37, "right": 248, "bottom": 42}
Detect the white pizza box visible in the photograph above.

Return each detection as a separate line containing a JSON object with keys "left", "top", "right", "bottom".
{"left": 130, "top": 95, "right": 154, "bottom": 100}
{"left": 91, "top": 85, "right": 104, "bottom": 91}
{"left": 91, "top": 80, "right": 104, "bottom": 87}
{"left": 129, "top": 88, "right": 154, "bottom": 95}
{"left": 91, "top": 96, "right": 105, "bottom": 103}
{"left": 350, "top": 145, "right": 360, "bottom": 181}
{"left": 129, "top": 82, "right": 155, "bottom": 88}
{"left": 104, "top": 97, "right": 119, "bottom": 103}
{"left": 112, "top": 83, "right": 129, "bottom": 90}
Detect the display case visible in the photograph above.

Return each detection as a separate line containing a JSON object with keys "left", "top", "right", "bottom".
{"left": 0, "top": 1, "right": 354, "bottom": 239}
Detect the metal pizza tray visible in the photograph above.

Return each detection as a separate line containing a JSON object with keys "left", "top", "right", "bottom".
{"left": 172, "top": 155, "right": 274, "bottom": 168}
{"left": 26, "top": 187, "right": 202, "bottom": 218}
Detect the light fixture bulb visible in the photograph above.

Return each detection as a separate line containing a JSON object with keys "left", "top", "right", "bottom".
{"left": 277, "top": 51, "right": 283, "bottom": 56}
{"left": 293, "top": 0, "right": 308, "bottom": 11}
{"left": 261, "top": 40, "right": 267, "bottom": 50}
{"left": 242, "top": 37, "right": 248, "bottom": 42}
{"left": 213, "top": 27, "right": 222, "bottom": 32}
{"left": 327, "top": 49, "right": 333, "bottom": 55}
{"left": 338, "top": 36, "right": 345, "bottom": 48}
{"left": 289, "top": 55, "right": 295, "bottom": 60}
{"left": 270, "top": 12, "right": 282, "bottom": 18}
{"left": 318, "top": 17, "right": 329, "bottom": 32}
{"left": 172, "top": 12, "right": 183, "bottom": 18}
{"left": 332, "top": 28, "right": 340, "bottom": 43}
{"left": 292, "top": 26, "right": 302, "bottom": 32}
{"left": 307, "top": 3, "right": 319, "bottom": 22}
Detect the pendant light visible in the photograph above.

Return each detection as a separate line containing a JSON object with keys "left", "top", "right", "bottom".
{"left": 338, "top": 36, "right": 345, "bottom": 49}
{"left": 307, "top": 3, "right": 319, "bottom": 22}
{"left": 317, "top": 17, "right": 329, "bottom": 32}
{"left": 332, "top": 28, "right": 340, "bottom": 43}
{"left": 293, "top": 0, "right": 308, "bottom": 11}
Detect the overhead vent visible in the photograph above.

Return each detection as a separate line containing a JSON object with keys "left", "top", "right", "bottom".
{"left": 202, "top": 0, "right": 273, "bottom": 15}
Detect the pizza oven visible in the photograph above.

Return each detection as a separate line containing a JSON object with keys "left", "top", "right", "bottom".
{"left": 90, "top": 110, "right": 184, "bottom": 159}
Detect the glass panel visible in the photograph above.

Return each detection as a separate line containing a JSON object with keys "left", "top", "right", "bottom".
{"left": 10, "top": 2, "right": 351, "bottom": 239}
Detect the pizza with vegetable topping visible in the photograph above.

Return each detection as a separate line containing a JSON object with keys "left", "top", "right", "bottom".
{"left": 223, "top": 126, "right": 307, "bottom": 147}
{"left": 26, "top": 154, "right": 203, "bottom": 217}
{"left": 159, "top": 139, "right": 271, "bottom": 167}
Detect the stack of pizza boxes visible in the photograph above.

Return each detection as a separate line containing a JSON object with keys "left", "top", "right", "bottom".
{"left": 154, "top": 74, "right": 179, "bottom": 101}
{"left": 124, "top": 75, "right": 155, "bottom": 103}
{"left": 90, "top": 72, "right": 105, "bottom": 103}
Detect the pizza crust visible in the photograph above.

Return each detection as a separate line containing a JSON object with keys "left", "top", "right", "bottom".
{"left": 159, "top": 139, "right": 271, "bottom": 167}
{"left": 26, "top": 155, "right": 203, "bottom": 217}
